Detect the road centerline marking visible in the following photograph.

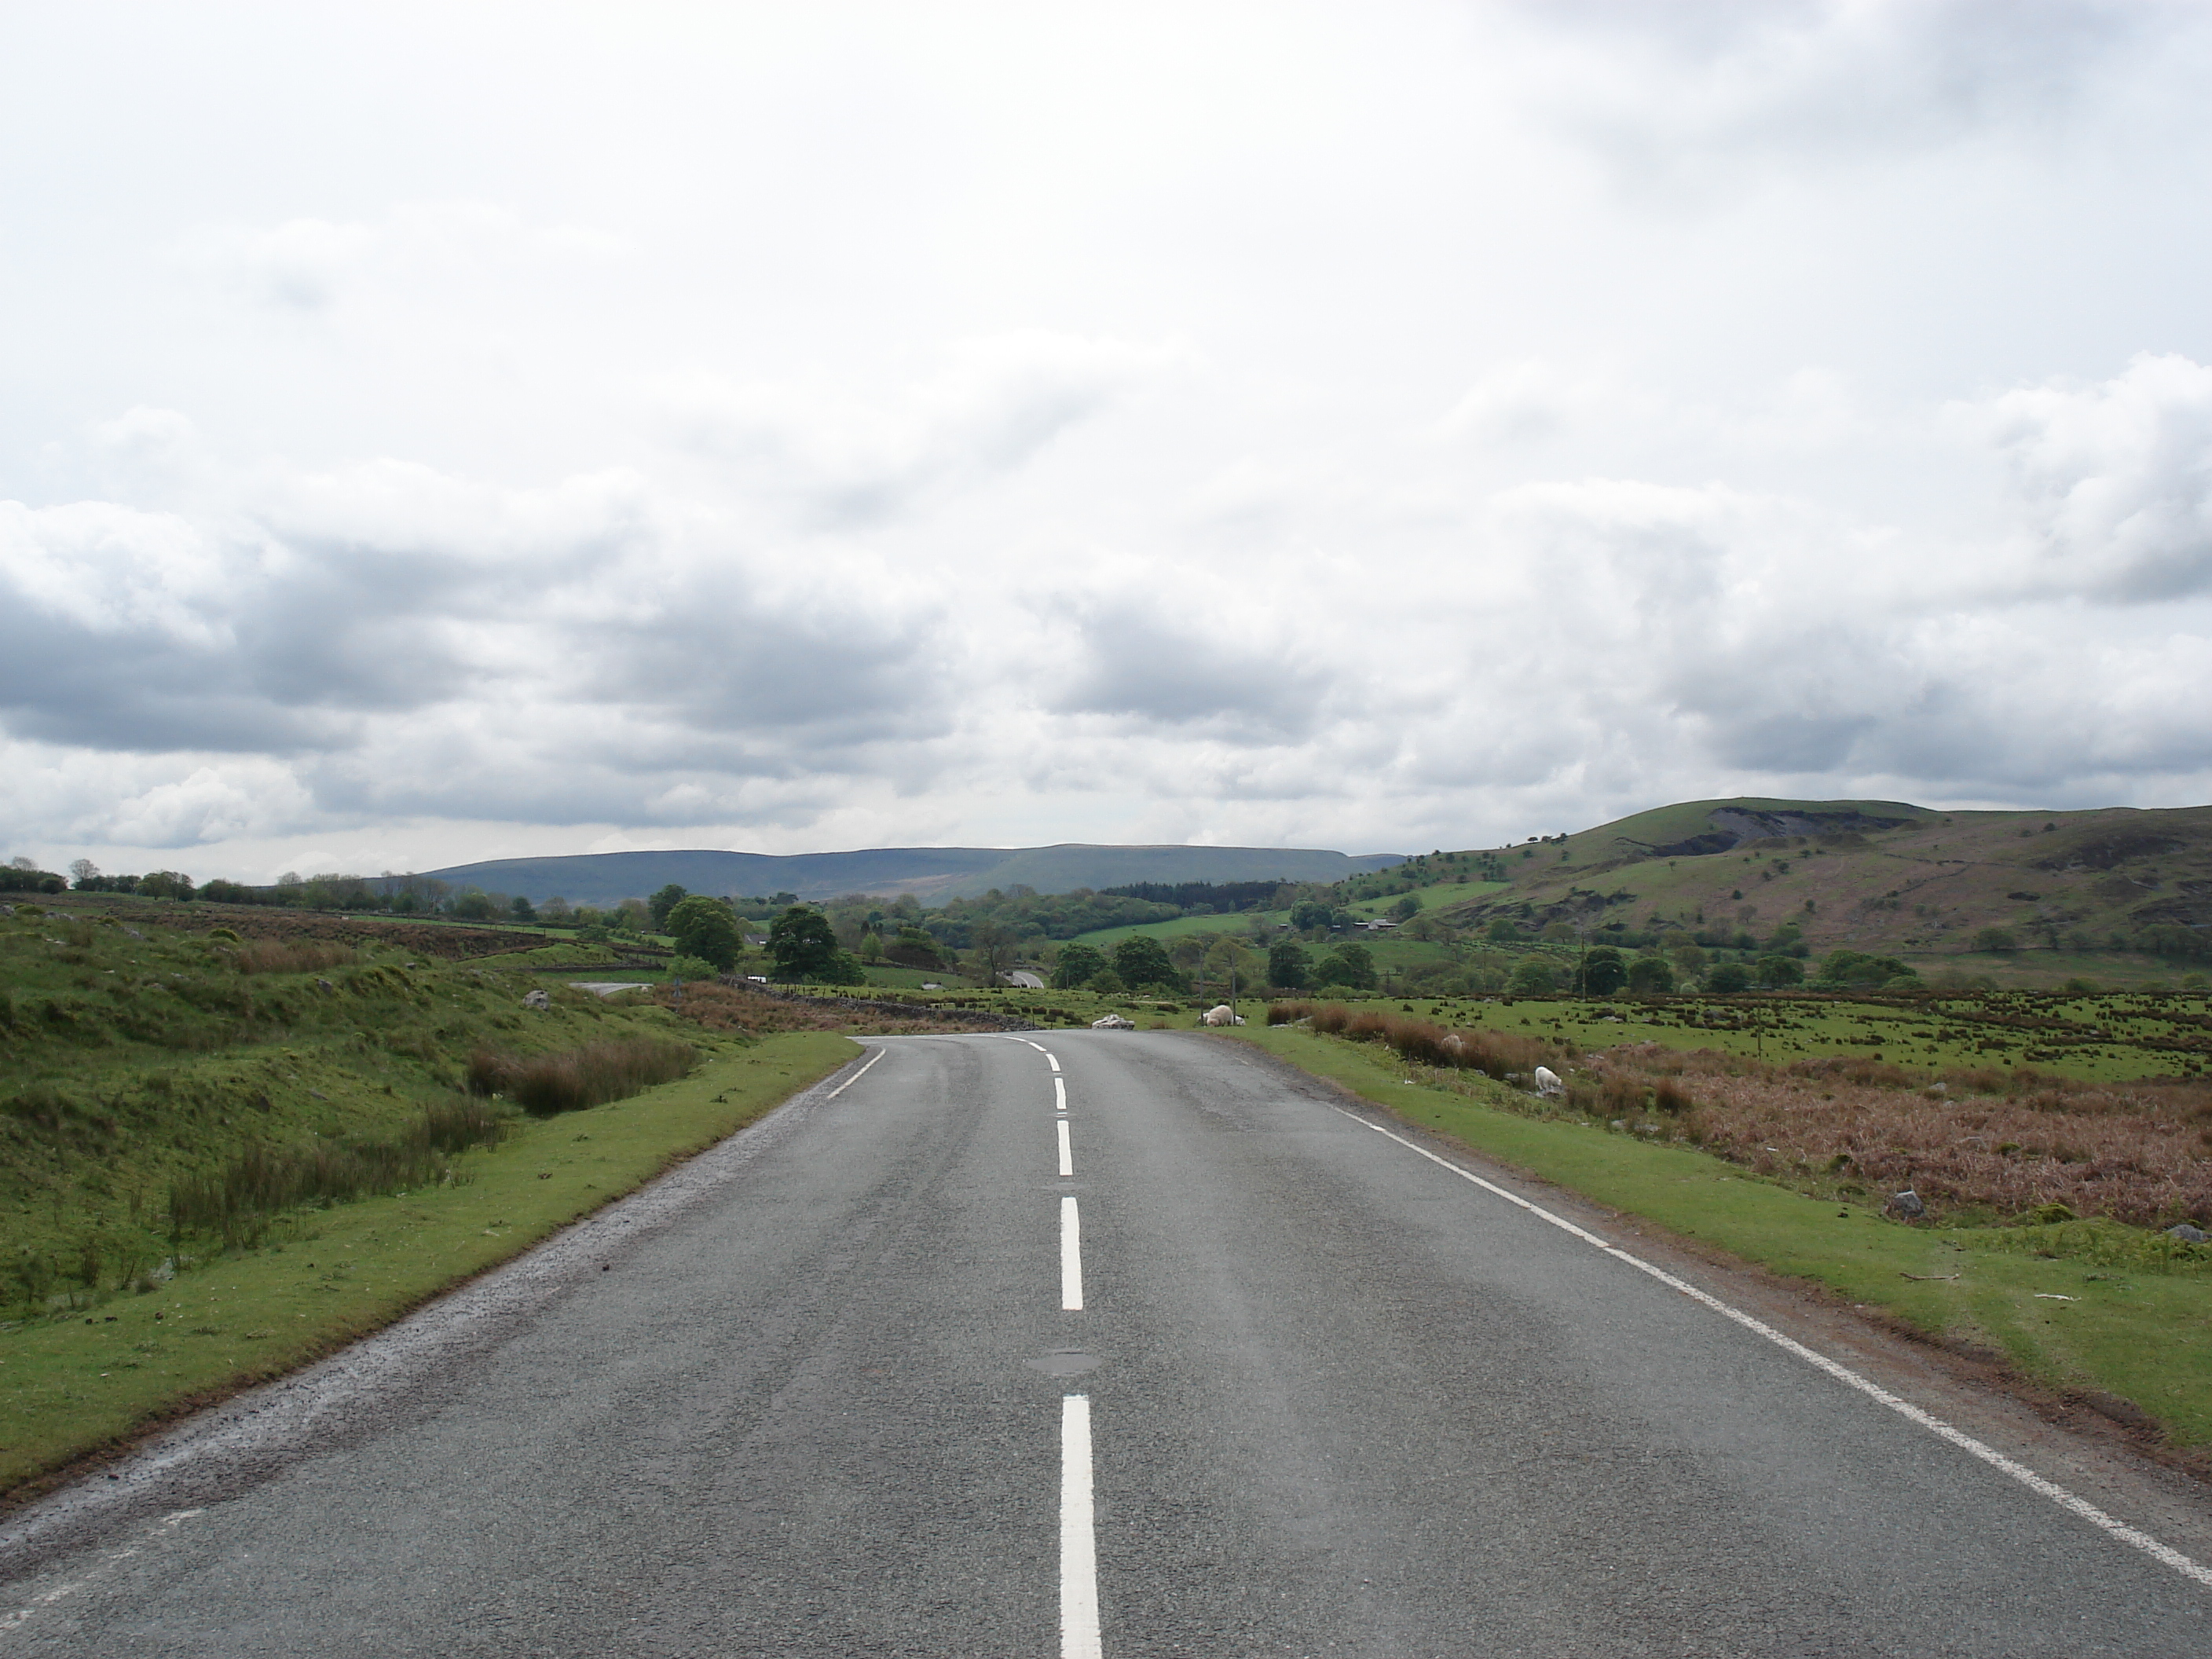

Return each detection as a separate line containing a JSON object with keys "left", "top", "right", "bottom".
{"left": 1054, "top": 1075, "right": 1067, "bottom": 1112}
{"left": 1331, "top": 1104, "right": 2212, "bottom": 1591}
{"left": 1048, "top": 1053, "right": 1061, "bottom": 1073}
{"left": 1061, "top": 1394, "right": 1102, "bottom": 1659}
{"left": 1057, "top": 1118, "right": 1074, "bottom": 1177}
{"left": 1060, "top": 1196, "right": 1083, "bottom": 1311}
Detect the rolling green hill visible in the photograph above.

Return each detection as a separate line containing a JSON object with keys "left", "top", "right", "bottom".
{"left": 1429, "top": 797, "right": 2212, "bottom": 968}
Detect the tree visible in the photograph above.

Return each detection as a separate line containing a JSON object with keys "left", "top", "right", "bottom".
{"left": 1390, "top": 893, "right": 1423, "bottom": 921}
{"left": 972, "top": 922, "right": 1018, "bottom": 984}
{"left": 858, "top": 931, "right": 884, "bottom": 962}
{"left": 1053, "top": 943, "right": 1108, "bottom": 988}
{"left": 1507, "top": 956, "right": 1557, "bottom": 994}
{"left": 1974, "top": 927, "right": 2020, "bottom": 954}
{"left": 137, "top": 870, "right": 196, "bottom": 902}
{"left": 509, "top": 895, "right": 538, "bottom": 923}
{"left": 1316, "top": 943, "right": 1378, "bottom": 990}
{"left": 1625, "top": 956, "right": 1675, "bottom": 993}
{"left": 1269, "top": 941, "right": 1312, "bottom": 991}
{"left": 68, "top": 859, "right": 98, "bottom": 888}
{"left": 1112, "top": 934, "right": 1183, "bottom": 991}
{"left": 1290, "top": 899, "right": 1334, "bottom": 932}
{"left": 1754, "top": 954, "right": 1804, "bottom": 987}
{"left": 668, "top": 895, "right": 743, "bottom": 972}
{"left": 1706, "top": 961, "right": 1751, "bottom": 992}
{"left": 649, "top": 884, "right": 690, "bottom": 931}
{"left": 1576, "top": 946, "right": 1628, "bottom": 997}
{"left": 452, "top": 891, "right": 496, "bottom": 921}
{"left": 768, "top": 906, "right": 840, "bottom": 980}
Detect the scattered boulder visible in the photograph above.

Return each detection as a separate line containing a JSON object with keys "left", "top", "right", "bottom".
{"left": 315, "top": 978, "right": 335, "bottom": 994}
{"left": 1201, "top": 1005, "right": 1245, "bottom": 1027}
{"left": 2167, "top": 1222, "right": 2209, "bottom": 1243}
{"left": 522, "top": 988, "right": 552, "bottom": 1010}
{"left": 1092, "top": 1013, "right": 1137, "bottom": 1030}
{"left": 1885, "top": 1189, "right": 1926, "bottom": 1220}
{"left": 1532, "top": 1065, "right": 1565, "bottom": 1097}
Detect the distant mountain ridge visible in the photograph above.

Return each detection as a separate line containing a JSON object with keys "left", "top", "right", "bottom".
{"left": 418, "top": 843, "right": 1406, "bottom": 907}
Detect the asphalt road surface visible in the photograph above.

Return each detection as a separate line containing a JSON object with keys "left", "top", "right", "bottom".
{"left": 5, "top": 1030, "right": 2210, "bottom": 1656}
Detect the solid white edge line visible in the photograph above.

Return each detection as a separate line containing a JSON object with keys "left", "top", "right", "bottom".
{"left": 1331, "top": 1105, "right": 2212, "bottom": 1591}
{"left": 1060, "top": 1394, "right": 1102, "bottom": 1659}
{"left": 1054, "top": 1075, "right": 1068, "bottom": 1111}
{"left": 1060, "top": 1194, "right": 1083, "bottom": 1311}
{"left": 1057, "top": 1118, "right": 1074, "bottom": 1178}
{"left": 824, "top": 1046, "right": 886, "bottom": 1100}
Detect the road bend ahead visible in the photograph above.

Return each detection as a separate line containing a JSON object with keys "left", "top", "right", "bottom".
{"left": 5, "top": 1031, "right": 2210, "bottom": 1655}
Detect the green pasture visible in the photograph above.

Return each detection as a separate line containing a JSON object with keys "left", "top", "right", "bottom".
{"left": 1346, "top": 878, "right": 1507, "bottom": 915}
{"left": 1222, "top": 1024, "right": 2212, "bottom": 1449}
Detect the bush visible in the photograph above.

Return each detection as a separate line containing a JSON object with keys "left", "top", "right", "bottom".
{"left": 467, "top": 1037, "right": 697, "bottom": 1115}
{"left": 668, "top": 954, "right": 718, "bottom": 981}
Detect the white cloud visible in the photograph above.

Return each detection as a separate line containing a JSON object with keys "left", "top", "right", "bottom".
{"left": 1977, "top": 353, "right": 2212, "bottom": 602}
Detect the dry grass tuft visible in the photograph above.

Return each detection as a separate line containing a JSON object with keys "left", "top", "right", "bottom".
{"left": 234, "top": 939, "right": 361, "bottom": 975}
{"left": 467, "top": 1037, "right": 696, "bottom": 1115}
{"left": 1584, "top": 1045, "right": 2212, "bottom": 1227}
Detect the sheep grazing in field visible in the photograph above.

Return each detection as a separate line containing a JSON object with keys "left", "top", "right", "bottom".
{"left": 1533, "top": 1064, "right": 1565, "bottom": 1097}
{"left": 1202, "top": 1005, "right": 1246, "bottom": 1027}
{"left": 1092, "top": 1013, "right": 1136, "bottom": 1030}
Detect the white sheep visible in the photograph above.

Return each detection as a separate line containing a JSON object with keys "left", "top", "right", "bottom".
{"left": 1202, "top": 1005, "right": 1246, "bottom": 1027}
{"left": 1533, "top": 1064, "right": 1565, "bottom": 1096}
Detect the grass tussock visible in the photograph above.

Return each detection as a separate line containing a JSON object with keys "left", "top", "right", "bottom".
{"left": 467, "top": 1036, "right": 697, "bottom": 1115}
{"left": 165, "top": 1095, "right": 513, "bottom": 1252}
{"left": 233, "top": 939, "right": 361, "bottom": 975}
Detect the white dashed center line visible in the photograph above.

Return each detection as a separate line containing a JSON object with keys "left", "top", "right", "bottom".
{"left": 1060, "top": 1195, "right": 1084, "bottom": 1311}
{"left": 1060, "top": 1393, "right": 1102, "bottom": 1659}
{"left": 1057, "top": 1118, "right": 1074, "bottom": 1177}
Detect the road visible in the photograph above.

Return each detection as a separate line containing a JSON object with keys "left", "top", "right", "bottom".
{"left": 4, "top": 1030, "right": 2210, "bottom": 1655}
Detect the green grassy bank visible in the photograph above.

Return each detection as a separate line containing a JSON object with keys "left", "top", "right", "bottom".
{"left": 0, "top": 1031, "right": 855, "bottom": 1500}
{"left": 1225, "top": 1024, "right": 2212, "bottom": 1451}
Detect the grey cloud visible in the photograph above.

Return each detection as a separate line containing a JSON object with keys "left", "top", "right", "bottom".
{"left": 1051, "top": 606, "right": 1330, "bottom": 742}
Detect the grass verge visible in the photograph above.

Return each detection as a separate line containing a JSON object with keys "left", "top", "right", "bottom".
{"left": 1225, "top": 1024, "right": 2212, "bottom": 1453}
{"left": 0, "top": 1030, "right": 856, "bottom": 1503}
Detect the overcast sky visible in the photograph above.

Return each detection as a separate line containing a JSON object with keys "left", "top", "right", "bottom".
{"left": 5, "top": 1, "right": 2212, "bottom": 881}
